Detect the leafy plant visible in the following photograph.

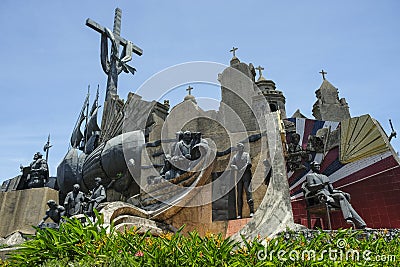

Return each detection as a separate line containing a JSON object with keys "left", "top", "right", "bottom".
{"left": 2, "top": 218, "right": 399, "bottom": 267}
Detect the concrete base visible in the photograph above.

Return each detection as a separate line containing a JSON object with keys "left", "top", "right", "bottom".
{"left": 0, "top": 187, "right": 58, "bottom": 237}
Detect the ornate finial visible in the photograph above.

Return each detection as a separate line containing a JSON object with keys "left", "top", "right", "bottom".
{"left": 186, "top": 85, "right": 193, "bottom": 95}
{"left": 255, "top": 65, "right": 265, "bottom": 81}
{"left": 230, "top": 47, "right": 238, "bottom": 58}
{"left": 163, "top": 100, "right": 170, "bottom": 110}
{"left": 319, "top": 69, "right": 327, "bottom": 80}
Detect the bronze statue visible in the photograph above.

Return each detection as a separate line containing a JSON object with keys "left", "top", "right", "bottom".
{"left": 286, "top": 133, "right": 307, "bottom": 171}
{"left": 304, "top": 161, "right": 367, "bottom": 229}
{"left": 86, "top": 177, "right": 106, "bottom": 218}
{"left": 231, "top": 143, "right": 254, "bottom": 219}
{"left": 64, "top": 184, "right": 85, "bottom": 217}
{"left": 38, "top": 200, "right": 66, "bottom": 229}
{"left": 25, "top": 152, "right": 48, "bottom": 188}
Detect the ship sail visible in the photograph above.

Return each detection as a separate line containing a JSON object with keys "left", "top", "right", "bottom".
{"left": 85, "top": 86, "right": 101, "bottom": 140}
{"left": 70, "top": 93, "right": 89, "bottom": 148}
{"left": 86, "top": 106, "right": 101, "bottom": 139}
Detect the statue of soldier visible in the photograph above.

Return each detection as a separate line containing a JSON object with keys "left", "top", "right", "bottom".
{"left": 64, "top": 184, "right": 85, "bottom": 217}
{"left": 231, "top": 143, "right": 254, "bottom": 219}
{"left": 38, "top": 200, "right": 66, "bottom": 229}
{"left": 26, "top": 152, "right": 48, "bottom": 188}
{"left": 86, "top": 177, "right": 106, "bottom": 218}
{"left": 304, "top": 161, "right": 367, "bottom": 229}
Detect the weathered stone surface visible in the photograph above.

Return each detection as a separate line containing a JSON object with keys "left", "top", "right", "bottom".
{"left": 312, "top": 80, "right": 350, "bottom": 122}
{"left": 114, "top": 215, "right": 175, "bottom": 236}
{"left": 2, "top": 232, "right": 26, "bottom": 246}
{"left": 0, "top": 187, "right": 58, "bottom": 237}
{"left": 232, "top": 113, "right": 305, "bottom": 241}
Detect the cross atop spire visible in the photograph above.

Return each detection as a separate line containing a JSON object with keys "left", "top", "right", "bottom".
{"left": 255, "top": 65, "right": 265, "bottom": 81}
{"left": 319, "top": 69, "right": 327, "bottom": 80}
{"left": 230, "top": 47, "right": 238, "bottom": 58}
{"left": 186, "top": 85, "right": 193, "bottom": 95}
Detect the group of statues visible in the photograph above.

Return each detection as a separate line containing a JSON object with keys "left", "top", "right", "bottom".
{"left": 38, "top": 177, "right": 106, "bottom": 228}
{"left": 159, "top": 130, "right": 205, "bottom": 181}
{"left": 33, "top": 128, "right": 367, "bottom": 229}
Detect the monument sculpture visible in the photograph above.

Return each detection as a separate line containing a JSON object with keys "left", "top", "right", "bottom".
{"left": 22, "top": 152, "right": 49, "bottom": 188}
{"left": 86, "top": 8, "right": 142, "bottom": 100}
{"left": 303, "top": 161, "right": 367, "bottom": 229}
{"left": 38, "top": 200, "right": 66, "bottom": 229}
{"left": 230, "top": 143, "right": 254, "bottom": 218}
{"left": 85, "top": 177, "right": 106, "bottom": 218}
{"left": 286, "top": 133, "right": 307, "bottom": 171}
{"left": 64, "top": 184, "right": 86, "bottom": 217}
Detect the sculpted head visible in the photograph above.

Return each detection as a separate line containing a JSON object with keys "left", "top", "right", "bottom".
{"left": 310, "top": 161, "right": 321, "bottom": 173}
{"left": 73, "top": 184, "right": 80, "bottom": 193}
{"left": 236, "top": 142, "right": 244, "bottom": 153}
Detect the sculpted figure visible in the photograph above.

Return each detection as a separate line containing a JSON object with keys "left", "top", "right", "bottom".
{"left": 286, "top": 133, "right": 307, "bottom": 171}
{"left": 231, "top": 143, "right": 254, "bottom": 219}
{"left": 160, "top": 154, "right": 179, "bottom": 180}
{"left": 177, "top": 131, "right": 192, "bottom": 160}
{"left": 86, "top": 177, "right": 106, "bottom": 217}
{"left": 304, "top": 161, "right": 367, "bottom": 229}
{"left": 38, "top": 200, "right": 66, "bottom": 229}
{"left": 26, "top": 152, "right": 48, "bottom": 188}
{"left": 64, "top": 184, "right": 85, "bottom": 217}
{"left": 171, "top": 131, "right": 193, "bottom": 174}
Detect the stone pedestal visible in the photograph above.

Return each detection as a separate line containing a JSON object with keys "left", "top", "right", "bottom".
{"left": 0, "top": 187, "right": 58, "bottom": 237}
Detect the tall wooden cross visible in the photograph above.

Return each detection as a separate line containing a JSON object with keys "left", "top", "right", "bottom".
{"left": 319, "top": 69, "right": 327, "bottom": 80}
{"left": 255, "top": 65, "right": 265, "bottom": 78}
{"left": 230, "top": 47, "right": 238, "bottom": 58}
{"left": 186, "top": 85, "right": 193, "bottom": 95}
{"left": 86, "top": 8, "right": 143, "bottom": 100}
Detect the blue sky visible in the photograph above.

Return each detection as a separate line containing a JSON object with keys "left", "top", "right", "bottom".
{"left": 0, "top": 1, "right": 399, "bottom": 183}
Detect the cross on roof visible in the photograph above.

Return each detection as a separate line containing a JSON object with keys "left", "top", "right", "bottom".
{"left": 255, "top": 65, "right": 265, "bottom": 78}
{"left": 230, "top": 47, "right": 238, "bottom": 57}
{"left": 319, "top": 69, "right": 327, "bottom": 80}
{"left": 186, "top": 85, "right": 193, "bottom": 95}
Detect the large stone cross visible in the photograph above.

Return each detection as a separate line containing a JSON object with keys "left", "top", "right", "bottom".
{"left": 86, "top": 8, "right": 143, "bottom": 100}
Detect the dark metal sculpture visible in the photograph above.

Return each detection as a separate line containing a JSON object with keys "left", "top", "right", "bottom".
{"left": 230, "top": 143, "right": 254, "bottom": 219}
{"left": 38, "top": 200, "right": 66, "bottom": 229}
{"left": 64, "top": 184, "right": 86, "bottom": 217}
{"left": 304, "top": 161, "right": 367, "bottom": 229}
{"left": 86, "top": 8, "right": 143, "bottom": 100}
{"left": 389, "top": 119, "right": 397, "bottom": 142}
{"left": 23, "top": 152, "right": 49, "bottom": 188}
{"left": 85, "top": 177, "right": 106, "bottom": 218}
{"left": 286, "top": 133, "right": 307, "bottom": 171}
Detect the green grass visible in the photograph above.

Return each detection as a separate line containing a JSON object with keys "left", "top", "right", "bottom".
{"left": 1, "top": 213, "right": 399, "bottom": 267}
